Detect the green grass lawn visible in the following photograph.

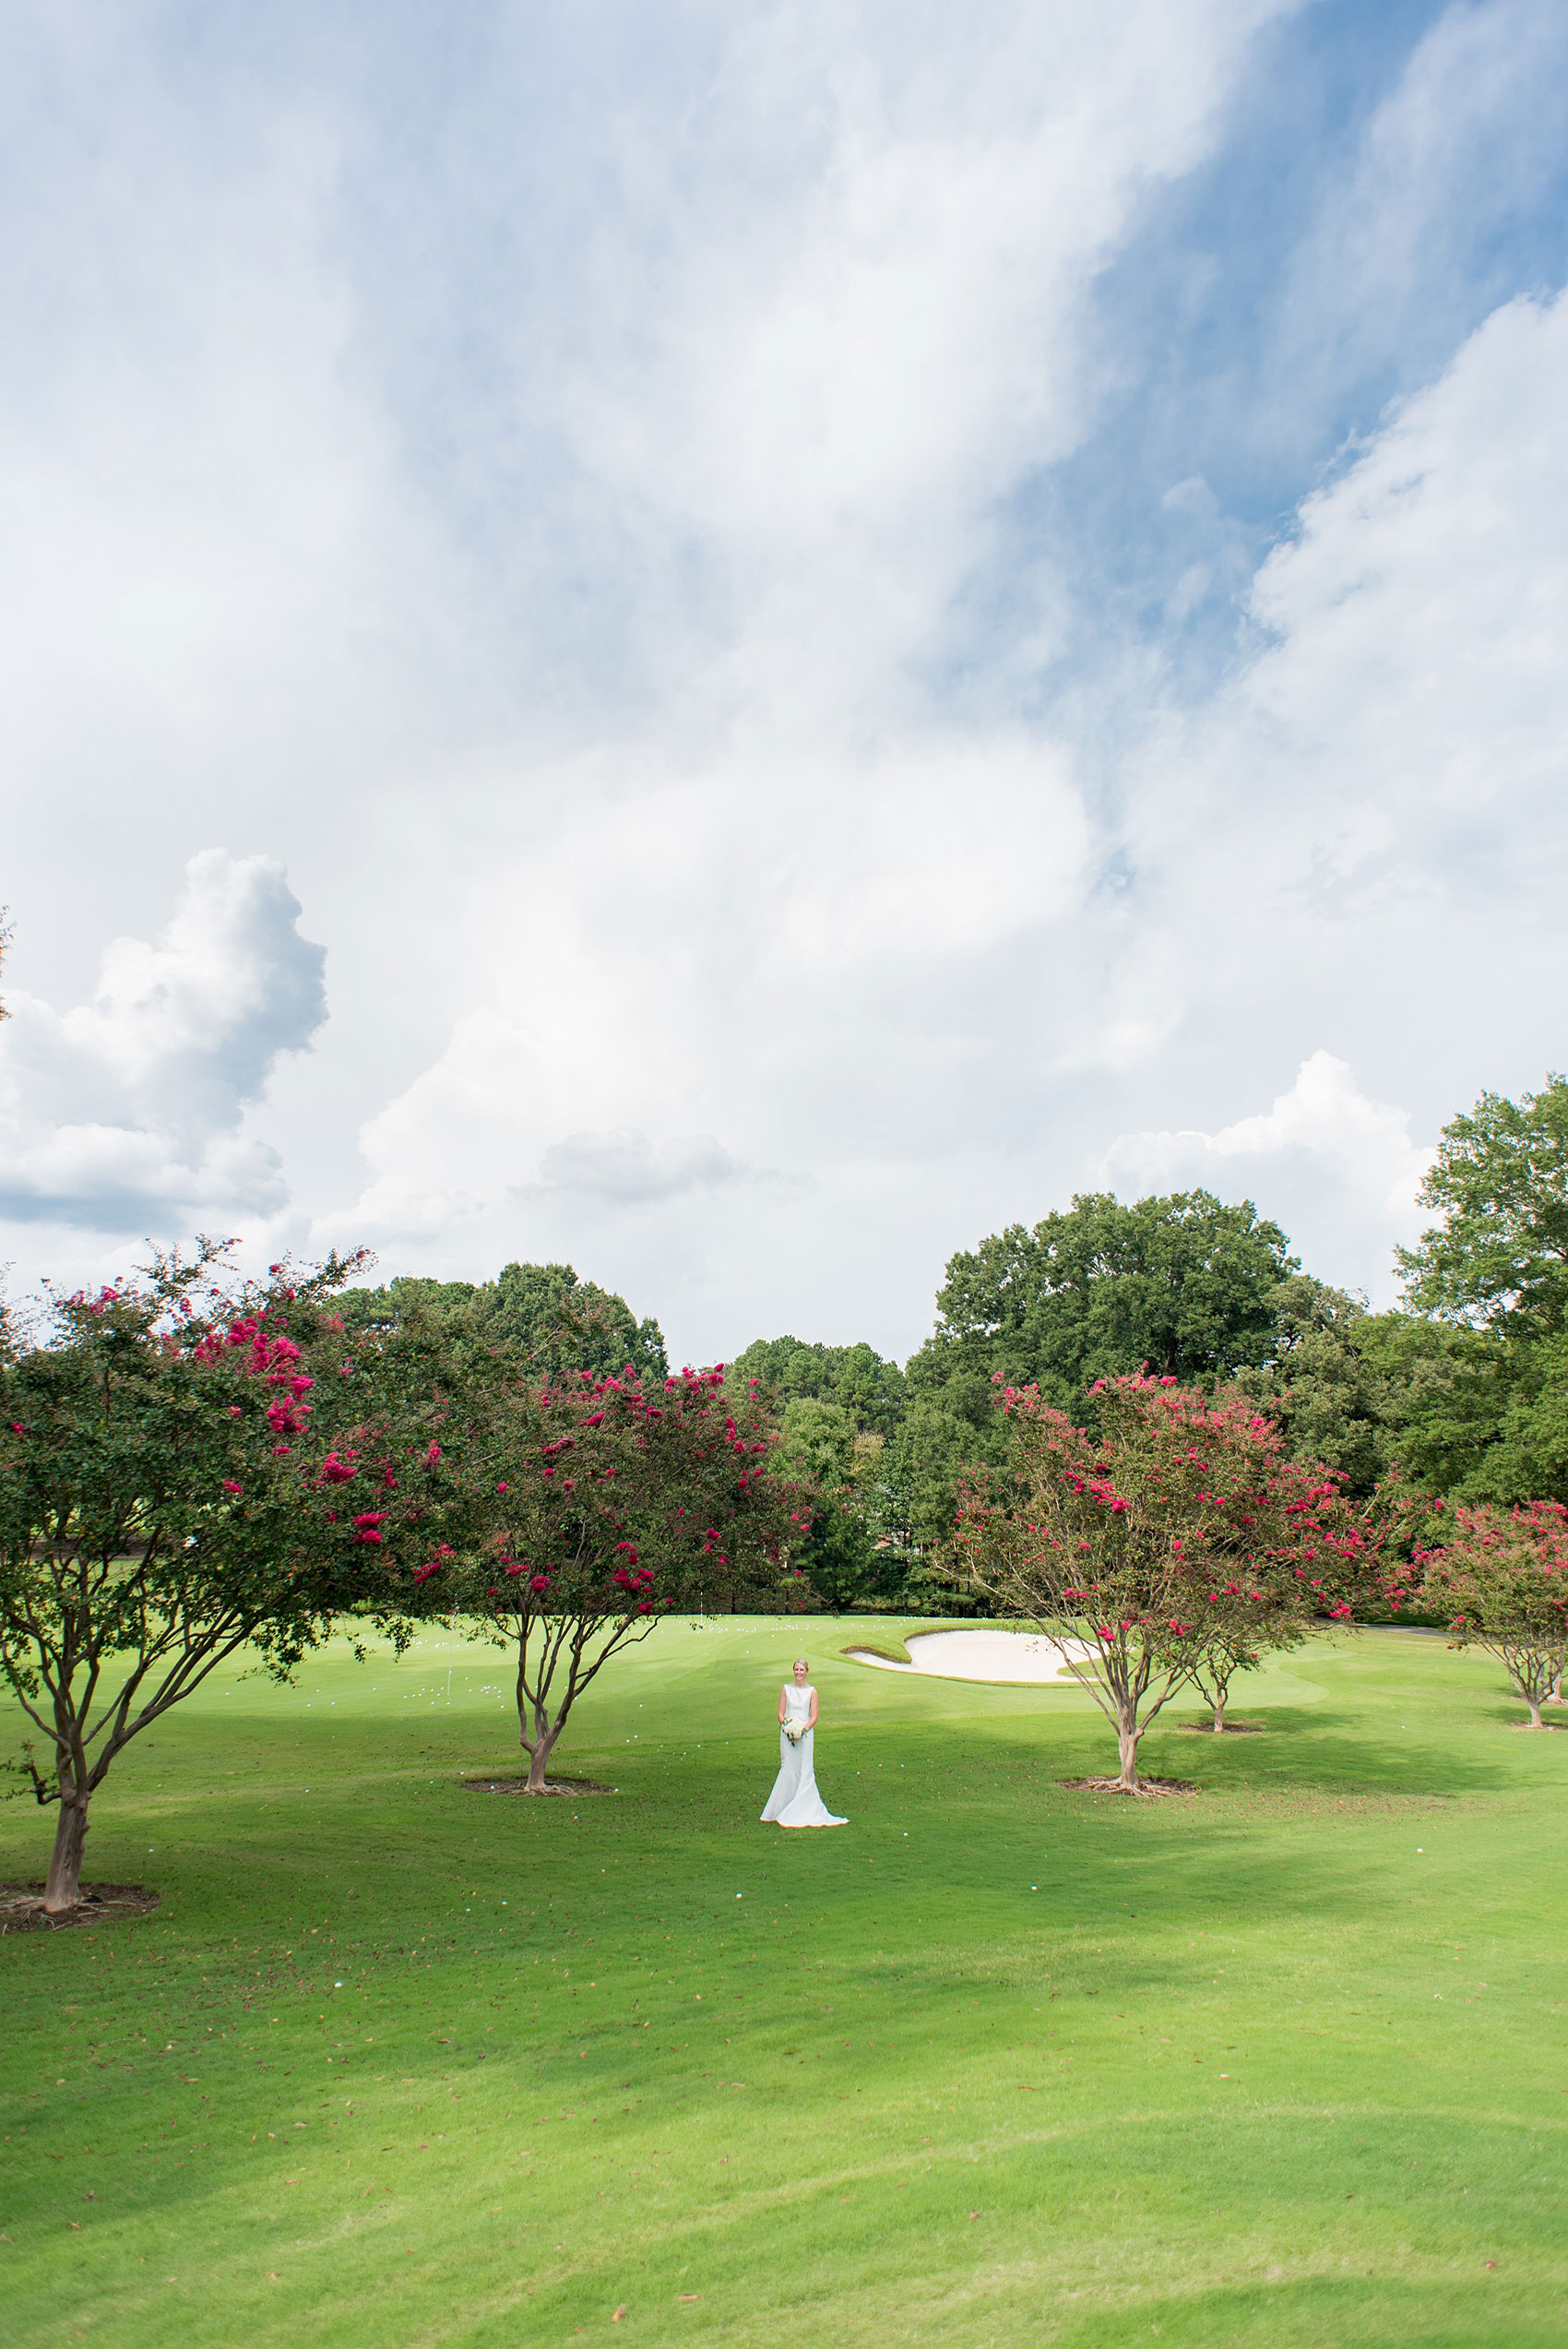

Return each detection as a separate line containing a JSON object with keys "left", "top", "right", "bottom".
{"left": 4, "top": 1619, "right": 1567, "bottom": 2347}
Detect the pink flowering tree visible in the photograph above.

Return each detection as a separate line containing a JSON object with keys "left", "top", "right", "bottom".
{"left": 1186, "top": 1626, "right": 1295, "bottom": 1734}
{"left": 0, "top": 1242, "right": 462, "bottom": 1912}
{"left": 951, "top": 1371, "right": 1382, "bottom": 1791}
{"left": 414, "top": 1365, "right": 812, "bottom": 1792}
{"left": 1413, "top": 1498, "right": 1568, "bottom": 1727}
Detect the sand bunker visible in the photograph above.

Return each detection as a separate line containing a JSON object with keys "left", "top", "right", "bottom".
{"left": 846, "top": 1628, "right": 1095, "bottom": 1684}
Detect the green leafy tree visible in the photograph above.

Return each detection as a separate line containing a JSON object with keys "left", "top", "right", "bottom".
{"left": 1348, "top": 1076, "right": 1568, "bottom": 1507}
{"left": 335, "top": 1276, "right": 489, "bottom": 1341}
{"left": 769, "top": 1400, "right": 901, "bottom": 1612}
{"left": 776, "top": 1397, "right": 857, "bottom": 1485}
{"left": 789, "top": 1504, "right": 883, "bottom": 1614}
{"left": 1398, "top": 1076, "right": 1568, "bottom": 1335}
{"left": 0, "top": 1245, "right": 457, "bottom": 1912}
{"left": 339, "top": 1261, "right": 667, "bottom": 1382}
{"left": 728, "top": 1338, "right": 906, "bottom": 1437}
{"left": 486, "top": 1262, "right": 667, "bottom": 1379}
{"left": 730, "top": 1344, "right": 911, "bottom": 1608}
{"left": 1357, "top": 1315, "right": 1519, "bottom": 1499}
{"left": 909, "top": 1190, "right": 1298, "bottom": 1419}
{"left": 1307, "top": 1311, "right": 1568, "bottom": 1513}
{"left": 1474, "top": 1333, "right": 1568, "bottom": 1502}
{"left": 875, "top": 1398, "right": 988, "bottom": 1610}
{"left": 893, "top": 1192, "right": 1297, "bottom": 1606}
{"left": 1218, "top": 1271, "right": 1568, "bottom": 1515}
{"left": 1234, "top": 1280, "right": 1410, "bottom": 1501}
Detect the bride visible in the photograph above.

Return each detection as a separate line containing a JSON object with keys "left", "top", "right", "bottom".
{"left": 761, "top": 1658, "right": 848, "bottom": 1829}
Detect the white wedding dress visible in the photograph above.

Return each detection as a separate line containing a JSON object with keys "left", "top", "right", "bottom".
{"left": 761, "top": 1684, "right": 848, "bottom": 1828}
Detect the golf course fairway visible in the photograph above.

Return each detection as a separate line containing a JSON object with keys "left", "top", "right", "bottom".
{"left": 3, "top": 1617, "right": 1565, "bottom": 2346}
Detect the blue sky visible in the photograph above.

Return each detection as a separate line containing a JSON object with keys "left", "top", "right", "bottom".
{"left": 2, "top": 0, "right": 1566, "bottom": 1360}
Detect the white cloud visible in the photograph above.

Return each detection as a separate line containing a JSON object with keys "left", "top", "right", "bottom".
{"left": 1244, "top": 289, "right": 1568, "bottom": 848}
{"left": 0, "top": 3, "right": 1292, "bottom": 1339}
{"left": 536, "top": 1131, "right": 747, "bottom": 1205}
{"left": 320, "top": 727, "right": 1091, "bottom": 1266}
{"left": 543, "top": 0, "right": 1289, "bottom": 731}
{"left": 1108, "top": 1050, "right": 1429, "bottom": 1212}
{"left": 4, "top": 7, "right": 1565, "bottom": 1362}
{"left": 0, "top": 851, "right": 326, "bottom": 1231}
{"left": 1115, "top": 280, "right": 1568, "bottom": 1131}
{"left": 1104, "top": 1052, "right": 1434, "bottom": 1296}
{"left": 295, "top": 0, "right": 1289, "bottom": 1286}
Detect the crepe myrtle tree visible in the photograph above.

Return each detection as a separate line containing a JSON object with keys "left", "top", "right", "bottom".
{"left": 1414, "top": 1497, "right": 1568, "bottom": 1728}
{"left": 1186, "top": 1625, "right": 1299, "bottom": 1734}
{"left": 951, "top": 1370, "right": 1383, "bottom": 1791}
{"left": 414, "top": 1364, "right": 813, "bottom": 1792}
{"left": 0, "top": 1242, "right": 465, "bottom": 1912}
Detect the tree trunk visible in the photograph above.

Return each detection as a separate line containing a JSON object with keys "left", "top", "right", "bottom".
{"left": 1526, "top": 1697, "right": 1544, "bottom": 1729}
{"left": 1116, "top": 1718, "right": 1142, "bottom": 1793}
{"left": 1212, "top": 1694, "right": 1227, "bottom": 1733}
{"left": 44, "top": 1795, "right": 89, "bottom": 1914}
{"left": 522, "top": 1723, "right": 561, "bottom": 1793}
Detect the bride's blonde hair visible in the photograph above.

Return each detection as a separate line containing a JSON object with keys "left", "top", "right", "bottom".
{"left": 793, "top": 1657, "right": 810, "bottom": 1670}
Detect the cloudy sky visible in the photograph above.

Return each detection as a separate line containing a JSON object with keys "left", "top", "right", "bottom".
{"left": 2, "top": 0, "right": 1565, "bottom": 1362}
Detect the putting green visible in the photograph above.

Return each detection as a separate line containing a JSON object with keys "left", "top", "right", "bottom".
{"left": 3, "top": 1619, "right": 1566, "bottom": 2346}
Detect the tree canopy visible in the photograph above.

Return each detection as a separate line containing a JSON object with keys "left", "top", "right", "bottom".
{"left": 1415, "top": 1498, "right": 1568, "bottom": 1728}
{"left": 951, "top": 1370, "right": 1383, "bottom": 1789}
{"left": 410, "top": 1364, "right": 810, "bottom": 1789}
{"left": 909, "top": 1190, "right": 1298, "bottom": 1421}
{"left": 0, "top": 1245, "right": 457, "bottom": 1909}
{"left": 1397, "top": 1075, "right": 1568, "bottom": 1335}
{"left": 338, "top": 1261, "right": 667, "bottom": 1382}
{"left": 728, "top": 1336, "right": 906, "bottom": 1437}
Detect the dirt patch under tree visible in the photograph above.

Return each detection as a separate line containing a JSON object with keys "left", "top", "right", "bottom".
{"left": 1057, "top": 1777, "right": 1198, "bottom": 1798}
{"left": 457, "top": 1775, "right": 617, "bottom": 1797}
{"left": 0, "top": 1882, "right": 161, "bottom": 1934}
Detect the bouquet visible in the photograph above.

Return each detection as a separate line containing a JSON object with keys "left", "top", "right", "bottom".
{"left": 782, "top": 1715, "right": 808, "bottom": 1746}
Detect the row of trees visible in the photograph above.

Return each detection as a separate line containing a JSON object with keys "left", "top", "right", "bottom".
{"left": 947, "top": 1367, "right": 1567, "bottom": 1788}
{"left": 725, "top": 1077, "right": 1568, "bottom": 1780}
{"left": 5, "top": 1071, "right": 1563, "bottom": 1890}
{"left": 735, "top": 1077, "right": 1568, "bottom": 1608}
{"left": 0, "top": 1246, "right": 811, "bottom": 1911}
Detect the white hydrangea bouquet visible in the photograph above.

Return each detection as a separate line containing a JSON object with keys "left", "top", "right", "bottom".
{"left": 782, "top": 1714, "right": 808, "bottom": 1745}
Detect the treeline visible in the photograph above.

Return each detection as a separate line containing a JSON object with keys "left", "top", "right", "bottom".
{"left": 315, "top": 1071, "right": 1568, "bottom": 1615}
{"left": 242, "top": 1066, "right": 1568, "bottom": 1616}
{"left": 6, "top": 1072, "right": 1563, "bottom": 1904}
{"left": 731, "top": 1076, "right": 1568, "bottom": 1612}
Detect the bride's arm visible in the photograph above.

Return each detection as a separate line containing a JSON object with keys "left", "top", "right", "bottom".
{"left": 778, "top": 1685, "right": 789, "bottom": 1725}
{"left": 806, "top": 1688, "right": 819, "bottom": 1730}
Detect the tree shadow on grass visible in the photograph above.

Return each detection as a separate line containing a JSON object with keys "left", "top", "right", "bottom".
{"left": 847, "top": 1706, "right": 1523, "bottom": 1803}
{"left": 756, "top": 1709, "right": 1548, "bottom": 1993}
{"left": 1133, "top": 1705, "right": 1522, "bottom": 1798}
